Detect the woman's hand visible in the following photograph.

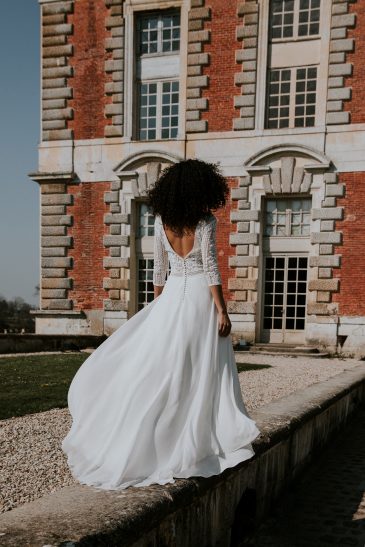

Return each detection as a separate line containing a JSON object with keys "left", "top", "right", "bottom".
{"left": 218, "top": 310, "right": 231, "bottom": 337}
{"left": 208, "top": 285, "right": 231, "bottom": 337}
{"left": 153, "top": 285, "right": 164, "bottom": 298}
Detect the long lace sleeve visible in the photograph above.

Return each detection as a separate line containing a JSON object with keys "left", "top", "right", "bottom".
{"left": 153, "top": 216, "right": 169, "bottom": 286}
{"left": 201, "top": 216, "right": 222, "bottom": 286}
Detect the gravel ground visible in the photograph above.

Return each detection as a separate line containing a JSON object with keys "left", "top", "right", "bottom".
{"left": 1, "top": 352, "right": 364, "bottom": 514}
{"left": 236, "top": 353, "right": 365, "bottom": 410}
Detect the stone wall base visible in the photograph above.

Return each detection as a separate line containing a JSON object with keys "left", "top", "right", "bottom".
{"left": 32, "top": 309, "right": 127, "bottom": 336}
{"left": 32, "top": 309, "right": 365, "bottom": 358}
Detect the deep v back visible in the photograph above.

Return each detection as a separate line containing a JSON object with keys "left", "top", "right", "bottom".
{"left": 161, "top": 221, "right": 200, "bottom": 260}
{"left": 153, "top": 213, "right": 222, "bottom": 286}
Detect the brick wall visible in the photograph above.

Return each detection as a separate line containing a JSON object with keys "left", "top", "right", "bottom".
{"left": 67, "top": 0, "right": 111, "bottom": 139}
{"left": 344, "top": 2, "right": 365, "bottom": 123}
{"left": 215, "top": 177, "right": 238, "bottom": 302}
{"left": 67, "top": 182, "right": 111, "bottom": 309}
{"left": 201, "top": 1, "right": 241, "bottom": 132}
{"left": 333, "top": 172, "right": 365, "bottom": 315}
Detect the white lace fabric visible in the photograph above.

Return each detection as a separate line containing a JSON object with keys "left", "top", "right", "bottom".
{"left": 153, "top": 214, "right": 222, "bottom": 287}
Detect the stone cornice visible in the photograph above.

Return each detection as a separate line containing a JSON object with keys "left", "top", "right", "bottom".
{"left": 38, "top": 0, "right": 74, "bottom": 4}
{"left": 28, "top": 171, "right": 75, "bottom": 184}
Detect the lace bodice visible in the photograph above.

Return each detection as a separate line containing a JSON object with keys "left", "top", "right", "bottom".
{"left": 153, "top": 213, "right": 222, "bottom": 287}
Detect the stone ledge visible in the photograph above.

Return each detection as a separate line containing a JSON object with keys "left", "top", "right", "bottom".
{"left": 0, "top": 333, "right": 105, "bottom": 355}
{"left": 28, "top": 171, "right": 75, "bottom": 184}
{"left": 0, "top": 367, "right": 364, "bottom": 546}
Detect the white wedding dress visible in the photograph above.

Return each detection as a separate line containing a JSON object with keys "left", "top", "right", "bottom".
{"left": 61, "top": 213, "right": 261, "bottom": 490}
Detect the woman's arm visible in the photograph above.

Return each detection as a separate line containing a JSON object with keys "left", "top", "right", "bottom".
{"left": 154, "top": 285, "right": 164, "bottom": 298}
{"left": 209, "top": 285, "right": 231, "bottom": 337}
{"left": 201, "top": 216, "right": 232, "bottom": 337}
{"left": 152, "top": 216, "right": 168, "bottom": 298}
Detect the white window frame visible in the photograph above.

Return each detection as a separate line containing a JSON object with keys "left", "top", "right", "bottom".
{"left": 270, "top": 0, "right": 321, "bottom": 42}
{"left": 136, "top": 9, "right": 181, "bottom": 56}
{"left": 137, "top": 78, "right": 180, "bottom": 141}
{"left": 123, "top": 0, "right": 187, "bottom": 143}
{"left": 255, "top": 0, "right": 331, "bottom": 132}
{"left": 264, "top": 197, "right": 312, "bottom": 237}
{"left": 135, "top": 201, "right": 154, "bottom": 310}
{"left": 266, "top": 65, "right": 317, "bottom": 129}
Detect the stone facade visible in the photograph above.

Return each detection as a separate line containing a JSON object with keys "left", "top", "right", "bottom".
{"left": 30, "top": 0, "right": 365, "bottom": 356}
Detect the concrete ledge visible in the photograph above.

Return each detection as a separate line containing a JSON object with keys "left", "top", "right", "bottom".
{"left": 0, "top": 366, "right": 364, "bottom": 546}
{"left": 0, "top": 334, "right": 106, "bottom": 354}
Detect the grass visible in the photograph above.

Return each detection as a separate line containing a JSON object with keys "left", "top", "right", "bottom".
{"left": 0, "top": 353, "right": 88, "bottom": 420}
{"left": 236, "top": 363, "right": 272, "bottom": 373}
{"left": 0, "top": 353, "right": 271, "bottom": 421}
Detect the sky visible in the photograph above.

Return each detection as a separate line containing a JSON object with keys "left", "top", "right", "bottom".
{"left": 0, "top": 1, "right": 40, "bottom": 306}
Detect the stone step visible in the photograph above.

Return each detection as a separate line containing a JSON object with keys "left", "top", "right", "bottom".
{"left": 244, "top": 350, "right": 330, "bottom": 358}
{"left": 234, "top": 343, "right": 329, "bottom": 358}
{"left": 253, "top": 344, "right": 320, "bottom": 353}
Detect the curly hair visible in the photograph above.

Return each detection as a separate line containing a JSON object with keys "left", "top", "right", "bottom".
{"left": 146, "top": 158, "right": 229, "bottom": 236}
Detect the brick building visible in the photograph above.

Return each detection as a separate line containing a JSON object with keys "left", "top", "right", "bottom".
{"left": 29, "top": 0, "right": 365, "bottom": 356}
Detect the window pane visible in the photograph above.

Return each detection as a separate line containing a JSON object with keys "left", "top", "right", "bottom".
{"left": 266, "top": 68, "right": 291, "bottom": 129}
{"left": 161, "top": 11, "right": 181, "bottom": 53}
{"left": 137, "top": 256, "right": 156, "bottom": 310}
{"left": 295, "top": 66, "right": 317, "bottom": 127}
{"left": 265, "top": 198, "right": 312, "bottom": 237}
{"left": 270, "top": 0, "right": 294, "bottom": 40}
{"left": 138, "top": 82, "right": 158, "bottom": 140}
{"left": 138, "top": 203, "right": 155, "bottom": 237}
{"left": 138, "top": 15, "right": 159, "bottom": 55}
{"left": 138, "top": 10, "right": 180, "bottom": 55}
{"left": 299, "top": 0, "right": 321, "bottom": 37}
{"left": 160, "top": 80, "right": 179, "bottom": 139}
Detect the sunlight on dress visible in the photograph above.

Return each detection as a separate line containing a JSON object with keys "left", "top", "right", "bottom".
{"left": 61, "top": 213, "right": 261, "bottom": 490}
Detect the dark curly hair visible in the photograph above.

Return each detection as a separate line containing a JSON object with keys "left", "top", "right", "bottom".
{"left": 146, "top": 158, "right": 229, "bottom": 236}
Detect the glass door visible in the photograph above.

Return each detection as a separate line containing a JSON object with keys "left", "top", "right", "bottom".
{"left": 262, "top": 255, "right": 308, "bottom": 343}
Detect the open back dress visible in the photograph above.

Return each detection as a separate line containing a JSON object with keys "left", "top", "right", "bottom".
{"left": 61, "top": 213, "right": 261, "bottom": 490}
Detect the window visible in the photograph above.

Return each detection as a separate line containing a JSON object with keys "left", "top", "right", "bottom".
{"left": 295, "top": 66, "right": 317, "bottom": 127}
{"left": 267, "top": 69, "right": 291, "bottom": 129}
{"left": 138, "top": 202, "right": 155, "bottom": 237}
{"left": 136, "top": 10, "right": 180, "bottom": 141}
{"left": 137, "top": 12, "right": 180, "bottom": 54}
{"left": 137, "top": 258, "right": 155, "bottom": 310}
{"left": 138, "top": 80, "right": 179, "bottom": 140}
{"left": 266, "top": 66, "right": 317, "bottom": 128}
{"left": 136, "top": 202, "right": 170, "bottom": 309}
{"left": 298, "top": 0, "right": 320, "bottom": 36}
{"left": 263, "top": 256, "right": 308, "bottom": 331}
{"left": 270, "top": 0, "right": 320, "bottom": 40}
{"left": 264, "top": 198, "right": 311, "bottom": 236}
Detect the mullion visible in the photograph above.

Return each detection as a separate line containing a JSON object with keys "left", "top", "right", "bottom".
{"left": 157, "top": 16, "right": 162, "bottom": 53}
{"left": 281, "top": 257, "right": 288, "bottom": 333}
{"left": 264, "top": 257, "right": 274, "bottom": 329}
{"left": 156, "top": 81, "right": 162, "bottom": 138}
{"left": 286, "top": 207, "right": 291, "bottom": 236}
{"left": 294, "top": 258, "right": 299, "bottom": 328}
{"left": 162, "top": 81, "right": 172, "bottom": 138}
{"left": 292, "top": 0, "right": 300, "bottom": 39}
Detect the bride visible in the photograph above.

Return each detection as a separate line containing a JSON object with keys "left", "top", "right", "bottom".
{"left": 61, "top": 158, "right": 261, "bottom": 490}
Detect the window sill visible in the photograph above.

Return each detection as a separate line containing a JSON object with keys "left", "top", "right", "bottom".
{"left": 126, "top": 137, "right": 185, "bottom": 143}
{"left": 270, "top": 35, "right": 321, "bottom": 44}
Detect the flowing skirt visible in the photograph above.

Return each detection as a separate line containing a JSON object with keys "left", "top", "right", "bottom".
{"left": 61, "top": 272, "right": 261, "bottom": 490}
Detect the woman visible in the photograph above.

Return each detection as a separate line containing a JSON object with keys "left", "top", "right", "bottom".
{"left": 61, "top": 158, "right": 261, "bottom": 490}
